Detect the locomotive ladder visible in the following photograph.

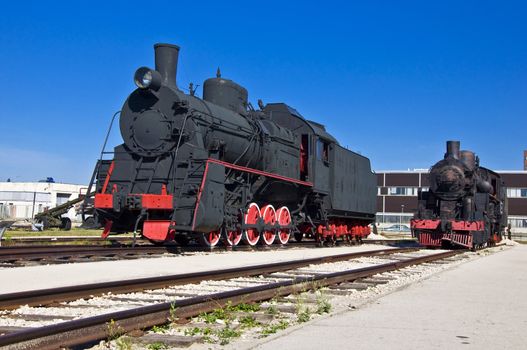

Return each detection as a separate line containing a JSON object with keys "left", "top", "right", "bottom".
{"left": 129, "top": 156, "right": 161, "bottom": 194}
{"left": 168, "top": 159, "right": 208, "bottom": 225}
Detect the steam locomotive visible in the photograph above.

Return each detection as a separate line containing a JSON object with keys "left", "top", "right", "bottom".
{"left": 89, "top": 43, "right": 377, "bottom": 247}
{"left": 411, "top": 141, "right": 507, "bottom": 249}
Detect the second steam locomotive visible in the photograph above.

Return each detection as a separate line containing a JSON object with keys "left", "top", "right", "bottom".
{"left": 411, "top": 141, "right": 507, "bottom": 249}
{"left": 90, "top": 43, "right": 377, "bottom": 246}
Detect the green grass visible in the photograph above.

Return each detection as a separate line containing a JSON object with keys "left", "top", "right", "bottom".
{"left": 5, "top": 228, "right": 105, "bottom": 238}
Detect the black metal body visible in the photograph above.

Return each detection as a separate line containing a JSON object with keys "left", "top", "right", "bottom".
{"left": 90, "top": 43, "right": 377, "bottom": 243}
{"left": 412, "top": 141, "right": 508, "bottom": 248}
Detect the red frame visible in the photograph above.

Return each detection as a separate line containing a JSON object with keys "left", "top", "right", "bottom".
{"left": 451, "top": 220, "right": 484, "bottom": 231}
{"left": 94, "top": 194, "right": 113, "bottom": 208}
{"left": 142, "top": 220, "right": 175, "bottom": 241}
{"left": 411, "top": 219, "right": 483, "bottom": 232}
{"left": 141, "top": 194, "right": 173, "bottom": 209}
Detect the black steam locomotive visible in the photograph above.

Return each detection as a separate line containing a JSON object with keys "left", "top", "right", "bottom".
{"left": 411, "top": 141, "right": 507, "bottom": 249}
{"left": 89, "top": 43, "right": 377, "bottom": 246}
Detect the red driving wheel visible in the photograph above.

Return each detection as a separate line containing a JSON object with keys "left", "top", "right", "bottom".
{"left": 199, "top": 230, "right": 221, "bottom": 247}
{"left": 223, "top": 227, "right": 243, "bottom": 246}
{"left": 277, "top": 206, "right": 291, "bottom": 244}
{"left": 242, "top": 202, "right": 261, "bottom": 246}
{"left": 260, "top": 204, "right": 276, "bottom": 245}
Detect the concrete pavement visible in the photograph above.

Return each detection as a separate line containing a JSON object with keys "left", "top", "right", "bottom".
{"left": 252, "top": 245, "right": 527, "bottom": 350}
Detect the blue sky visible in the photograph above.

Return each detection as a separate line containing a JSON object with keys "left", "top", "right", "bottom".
{"left": 0, "top": 1, "right": 525, "bottom": 184}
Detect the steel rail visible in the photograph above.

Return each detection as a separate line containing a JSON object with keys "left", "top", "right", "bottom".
{"left": 0, "top": 245, "right": 180, "bottom": 261}
{"left": 1, "top": 236, "right": 137, "bottom": 244}
{"left": 0, "top": 248, "right": 416, "bottom": 310}
{"left": 0, "top": 249, "right": 461, "bottom": 350}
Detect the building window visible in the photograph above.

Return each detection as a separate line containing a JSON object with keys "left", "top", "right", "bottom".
{"left": 376, "top": 213, "right": 413, "bottom": 224}
{"left": 56, "top": 193, "right": 72, "bottom": 206}
{"left": 387, "top": 187, "right": 418, "bottom": 196}
{"left": 508, "top": 217, "right": 527, "bottom": 228}
{"left": 506, "top": 188, "right": 527, "bottom": 198}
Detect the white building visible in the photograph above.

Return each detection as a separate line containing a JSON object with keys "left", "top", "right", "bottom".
{"left": 0, "top": 181, "right": 88, "bottom": 222}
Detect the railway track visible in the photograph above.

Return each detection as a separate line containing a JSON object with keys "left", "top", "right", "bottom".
{"left": 0, "top": 239, "right": 418, "bottom": 267}
{"left": 0, "top": 235, "right": 138, "bottom": 246}
{"left": 0, "top": 247, "right": 462, "bottom": 349}
{"left": 0, "top": 245, "right": 180, "bottom": 267}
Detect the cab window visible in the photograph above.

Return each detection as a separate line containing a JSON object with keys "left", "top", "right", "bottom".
{"left": 316, "top": 138, "right": 329, "bottom": 163}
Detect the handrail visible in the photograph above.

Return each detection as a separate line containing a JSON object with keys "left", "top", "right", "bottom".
{"left": 82, "top": 111, "right": 121, "bottom": 221}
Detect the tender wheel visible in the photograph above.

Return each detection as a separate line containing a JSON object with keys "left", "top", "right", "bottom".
{"left": 242, "top": 202, "right": 261, "bottom": 246}
{"left": 223, "top": 227, "right": 243, "bottom": 246}
{"left": 60, "top": 217, "right": 72, "bottom": 231}
{"left": 276, "top": 206, "right": 291, "bottom": 245}
{"left": 199, "top": 230, "right": 221, "bottom": 247}
{"left": 260, "top": 204, "right": 277, "bottom": 246}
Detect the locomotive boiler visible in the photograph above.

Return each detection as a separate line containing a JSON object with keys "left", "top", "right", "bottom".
{"left": 88, "top": 43, "right": 377, "bottom": 247}
{"left": 411, "top": 141, "right": 507, "bottom": 249}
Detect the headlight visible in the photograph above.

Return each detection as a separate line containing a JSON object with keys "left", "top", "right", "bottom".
{"left": 134, "top": 67, "right": 162, "bottom": 91}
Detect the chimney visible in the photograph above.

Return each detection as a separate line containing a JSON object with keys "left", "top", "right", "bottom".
{"left": 524, "top": 150, "right": 527, "bottom": 170}
{"left": 154, "top": 43, "right": 180, "bottom": 89}
{"left": 445, "top": 141, "right": 460, "bottom": 159}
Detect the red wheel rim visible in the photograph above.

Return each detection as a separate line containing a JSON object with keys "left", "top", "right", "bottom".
{"left": 260, "top": 205, "right": 276, "bottom": 245}
{"left": 243, "top": 203, "right": 260, "bottom": 246}
{"left": 277, "top": 206, "right": 291, "bottom": 244}
{"left": 224, "top": 229, "right": 242, "bottom": 246}
{"left": 201, "top": 230, "right": 221, "bottom": 247}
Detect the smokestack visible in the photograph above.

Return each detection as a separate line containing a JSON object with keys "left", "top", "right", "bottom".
{"left": 445, "top": 141, "right": 460, "bottom": 159}
{"left": 460, "top": 150, "right": 476, "bottom": 170}
{"left": 154, "top": 43, "right": 180, "bottom": 89}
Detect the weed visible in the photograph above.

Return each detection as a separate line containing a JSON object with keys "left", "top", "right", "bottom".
{"left": 107, "top": 319, "right": 124, "bottom": 341}
{"left": 169, "top": 302, "right": 178, "bottom": 323}
{"left": 200, "top": 307, "right": 232, "bottom": 324}
{"left": 239, "top": 315, "right": 260, "bottom": 328}
{"left": 296, "top": 306, "right": 312, "bottom": 323}
{"left": 217, "top": 325, "right": 241, "bottom": 345}
{"left": 295, "top": 296, "right": 312, "bottom": 323}
{"left": 260, "top": 320, "right": 289, "bottom": 337}
{"left": 115, "top": 336, "right": 132, "bottom": 350}
{"left": 151, "top": 323, "right": 170, "bottom": 334}
{"left": 147, "top": 342, "right": 168, "bottom": 350}
{"left": 184, "top": 327, "right": 202, "bottom": 336}
{"left": 184, "top": 326, "right": 213, "bottom": 337}
{"left": 316, "top": 292, "right": 332, "bottom": 314}
{"left": 265, "top": 304, "right": 279, "bottom": 316}
{"left": 228, "top": 302, "right": 260, "bottom": 312}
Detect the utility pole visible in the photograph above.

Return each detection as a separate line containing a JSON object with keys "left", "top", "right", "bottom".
{"left": 400, "top": 204, "right": 405, "bottom": 231}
